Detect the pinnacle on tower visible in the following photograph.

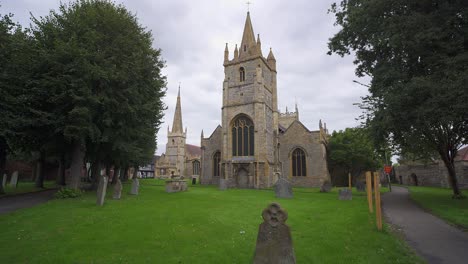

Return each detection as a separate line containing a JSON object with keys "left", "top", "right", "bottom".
{"left": 256, "top": 34, "right": 262, "bottom": 56}
{"left": 224, "top": 43, "right": 229, "bottom": 63}
{"left": 267, "top": 47, "right": 276, "bottom": 70}
{"left": 171, "top": 85, "right": 183, "bottom": 133}
{"left": 239, "top": 12, "right": 256, "bottom": 58}
{"left": 234, "top": 44, "right": 239, "bottom": 59}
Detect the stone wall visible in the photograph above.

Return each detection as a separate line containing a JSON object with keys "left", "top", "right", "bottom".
{"left": 200, "top": 126, "right": 222, "bottom": 185}
{"left": 395, "top": 161, "right": 468, "bottom": 188}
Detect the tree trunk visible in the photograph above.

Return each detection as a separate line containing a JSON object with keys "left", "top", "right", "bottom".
{"left": 56, "top": 154, "right": 66, "bottom": 186}
{"left": 112, "top": 166, "right": 120, "bottom": 185}
{"left": 122, "top": 166, "right": 129, "bottom": 182}
{"left": 91, "top": 161, "right": 101, "bottom": 190}
{"left": 439, "top": 148, "right": 463, "bottom": 199}
{"left": 69, "top": 141, "right": 85, "bottom": 190}
{"left": 35, "top": 151, "right": 45, "bottom": 188}
{"left": 0, "top": 145, "right": 6, "bottom": 194}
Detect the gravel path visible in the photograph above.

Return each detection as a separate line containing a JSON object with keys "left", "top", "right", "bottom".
{"left": 0, "top": 189, "right": 56, "bottom": 215}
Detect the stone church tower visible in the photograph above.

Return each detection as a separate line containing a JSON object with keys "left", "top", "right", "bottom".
{"left": 200, "top": 12, "right": 330, "bottom": 188}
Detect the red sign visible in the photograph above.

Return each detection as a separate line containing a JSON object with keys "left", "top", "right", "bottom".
{"left": 384, "top": 166, "right": 392, "bottom": 174}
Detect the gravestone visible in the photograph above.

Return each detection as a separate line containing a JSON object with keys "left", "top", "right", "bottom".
{"left": 338, "top": 189, "right": 352, "bottom": 200}
{"left": 1, "top": 173, "right": 7, "bottom": 188}
{"left": 10, "top": 171, "right": 18, "bottom": 188}
{"left": 320, "top": 181, "right": 332, "bottom": 193}
{"left": 96, "top": 176, "right": 108, "bottom": 206}
{"left": 165, "top": 179, "right": 187, "bottom": 193}
{"left": 253, "top": 203, "right": 296, "bottom": 264}
{"left": 274, "top": 178, "right": 293, "bottom": 199}
{"left": 130, "top": 178, "right": 139, "bottom": 195}
{"left": 355, "top": 181, "right": 366, "bottom": 192}
{"left": 113, "top": 179, "right": 122, "bottom": 200}
{"left": 219, "top": 178, "right": 227, "bottom": 191}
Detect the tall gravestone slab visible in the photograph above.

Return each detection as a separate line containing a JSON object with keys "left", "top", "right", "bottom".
{"left": 1, "top": 173, "right": 7, "bottom": 188}
{"left": 253, "top": 203, "right": 296, "bottom": 264}
{"left": 219, "top": 178, "right": 227, "bottom": 191}
{"left": 338, "top": 189, "right": 352, "bottom": 200}
{"left": 10, "top": 171, "right": 18, "bottom": 188}
{"left": 96, "top": 176, "right": 108, "bottom": 206}
{"left": 113, "top": 179, "right": 122, "bottom": 199}
{"left": 130, "top": 178, "right": 139, "bottom": 195}
{"left": 274, "top": 178, "right": 293, "bottom": 199}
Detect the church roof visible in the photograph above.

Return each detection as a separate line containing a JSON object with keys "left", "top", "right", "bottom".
{"left": 186, "top": 144, "right": 201, "bottom": 156}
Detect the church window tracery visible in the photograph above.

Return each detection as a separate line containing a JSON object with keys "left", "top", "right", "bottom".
{"left": 193, "top": 160, "right": 200, "bottom": 175}
{"left": 292, "top": 148, "right": 306, "bottom": 176}
{"left": 213, "top": 152, "right": 221, "bottom": 176}
{"left": 231, "top": 115, "right": 254, "bottom": 156}
{"left": 239, "top": 67, "right": 245, "bottom": 82}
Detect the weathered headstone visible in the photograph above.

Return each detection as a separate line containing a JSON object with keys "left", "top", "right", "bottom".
{"left": 355, "top": 181, "right": 366, "bottom": 192}
{"left": 320, "top": 181, "right": 332, "bottom": 193}
{"left": 338, "top": 188, "right": 352, "bottom": 200}
{"left": 274, "top": 178, "right": 293, "bottom": 199}
{"left": 253, "top": 203, "right": 296, "bottom": 264}
{"left": 9, "top": 171, "right": 18, "bottom": 188}
{"left": 96, "top": 176, "right": 108, "bottom": 206}
{"left": 1, "top": 173, "right": 7, "bottom": 188}
{"left": 130, "top": 178, "right": 139, "bottom": 195}
{"left": 219, "top": 178, "right": 227, "bottom": 190}
{"left": 113, "top": 179, "right": 122, "bottom": 199}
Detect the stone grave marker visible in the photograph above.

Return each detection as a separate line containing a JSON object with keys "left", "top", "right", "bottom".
{"left": 96, "top": 176, "right": 108, "bottom": 206}
{"left": 320, "top": 181, "right": 332, "bottom": 193}
{"left": 219, "top": 178, "right": 227, "bottom": 191}
{"left": 274, "top": 177, "right": 293, "bottom": 199}
{"left": 253, "top": 203, "right": 296, "bottom": 264}
{"left": 130, "top": 177, "right": 139, "bottom": 195}
{"left": 10, "top": 171, "right": 18, "bottom": 188}
{"left": 355, "top": 181, "right": 366, "bottom": 192}
{"left": 1, "top": 173, "right": 7, "bottom": 188}
{"left": 338, "top": 188, "right": 352, "bottom": 200}
{"left": 113, "top": 179, "right": 122, "bottom": 199}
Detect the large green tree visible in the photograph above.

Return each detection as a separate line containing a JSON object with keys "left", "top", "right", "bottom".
{"left": 328, "top": 0, "right": 468, "bottom": 198}
{"left": 328, "top": 127, "right": 381, "bottom": 185}
{"left": 29, "top": 0, "right": 166, "bottom": 189}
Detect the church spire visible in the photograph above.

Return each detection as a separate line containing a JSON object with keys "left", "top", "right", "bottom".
{"left": 171, "top": 85, "right": 183, "bottom": 133}
{"left": 239, "top": 12, "right": 256, "bottom": 58}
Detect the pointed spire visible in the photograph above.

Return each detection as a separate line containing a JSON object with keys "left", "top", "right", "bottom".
{"left": 201, "top": 129, "right": 204, "bottom": 139}
{"left": 319, "top": 119, "right": 323, "bottom": 129}
{"left": 295, "top": 100, "right": 299, "bottom": 120}
{"left": 256, "top": 34, "right": 262, "bottom": 56}
{"left": 171, "top": 84, "right": 183, "bottom": 133}
{"left": 234, "top": 44, "right": 239, "bottom": 59}
{"left": 286, "top": 106, "right": 288, "bottom": 113}
{"left": 224, "top": 43, "right": 229, "bottom": 63}
{"left": 267, "top": 47, "right": 276, "bottom": 71}
{"left": 239, "top": 12, "right": 256, "bottom": 58}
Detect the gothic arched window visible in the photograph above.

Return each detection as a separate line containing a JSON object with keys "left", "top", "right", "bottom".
{"left": 231, "top": 115, "right": 254, "bottom": 156}
{"left": 239, "top": 67, "right": 245, "bottom": 82}
{"left": 213, "top": 152, "right": 221, "bottom": 177}
{"left": 292, "top": 148, "right": 306, "bottom": 176}
{"left": 192, "top": 160, "right": 200, "bottom": 175}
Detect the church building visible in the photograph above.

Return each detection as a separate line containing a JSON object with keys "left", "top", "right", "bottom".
{"left": 200, "top": 12, "right": 330, "bottom": 188}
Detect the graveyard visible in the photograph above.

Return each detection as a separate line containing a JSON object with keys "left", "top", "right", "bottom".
{"left": 0, "top": 179, "right": 422, "bottom": 263}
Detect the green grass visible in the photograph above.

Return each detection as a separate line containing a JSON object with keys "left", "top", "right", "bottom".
{"left": 0, "top": 179, "right": 422, "bottom": 263}
{"left": 0, "top": 180, "right": 57, "bottom": 197}
{"left": 409, "top": 186, "right": 468, "bottom": 230}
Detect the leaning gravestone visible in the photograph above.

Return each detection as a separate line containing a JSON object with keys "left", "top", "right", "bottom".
{"left": 338, "top": 189, "right": 352, "bottom": 200}
{"left": 355, "top": 181, "right": 366, "bottom": 192}
{"left": 219, "top": 178, "right": 227, "bottom": 191}
{"left": 274, "top": 178, "right": 293, "bottom": 199}
{"left": 10, "top": 171, "right": 18, "bottom": 188}
{"left": 320, "top": 181, "right": 332, "bottom": 193}
{"left": 113, "top": 179, "right": 122, "bottom": 199}
{"left": 253, "top": 203, "right": 296, "bottom": 264}
{"left": 96, "top": 176, "right": 108, "bottom": 206}
{"left": 130, "top": 178, "right": 139, "bottom": 195}
{"left": 1, "top": 173, "right": 7, "bottom": 188}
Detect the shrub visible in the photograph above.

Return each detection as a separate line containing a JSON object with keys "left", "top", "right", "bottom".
{"left": 54, "top": 188, "right": 83, "bottom": 199}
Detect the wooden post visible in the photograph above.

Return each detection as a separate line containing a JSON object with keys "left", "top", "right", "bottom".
{"left": 365, "top": 171, "right": 373, "bottom": 213}
{"left": 374, "top": 171, "right": 383, "bottom": 231}
{"left": 348, "top": 172, "right": 352, "bottom": 190}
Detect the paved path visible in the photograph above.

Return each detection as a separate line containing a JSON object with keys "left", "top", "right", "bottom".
{"left": 382, "top": 186, "right": 468, "bottom": 264}
{"left": 0, "top": 189, "right": 56, "bottom": 215}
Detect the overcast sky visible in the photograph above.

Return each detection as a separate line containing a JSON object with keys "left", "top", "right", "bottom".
{"left": 1, "top": 0, "right": 370, "bottom": 155}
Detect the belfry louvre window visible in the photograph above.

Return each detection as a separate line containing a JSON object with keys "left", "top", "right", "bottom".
{"left": 292, "top": 148, "right": 306, "bottom": 176}
{"left": 232, "top": 116, "right": 254, "bottom": 156}
{"left": 213, "top": 152, "right": 221, "bottom": 177}
{"left": 239, "top": 67, "right": 245, "bottom": 82}
{"left": 193, "top": 160, "right": 200, "bottom": 175}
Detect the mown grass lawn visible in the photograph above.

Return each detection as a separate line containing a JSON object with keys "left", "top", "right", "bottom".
{"left": 0, "top": 180, "right": 57, "bottom": 197}
{"left": 409, "top": 186, "right": 468, "bottom": 230}
{"left": 0, "top": 179, "right": 422, "bottom": 263}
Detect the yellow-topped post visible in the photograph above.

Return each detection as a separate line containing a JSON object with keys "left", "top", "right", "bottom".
{"left": 348, "top": 172, "right": 352, "bottom": 190}
{"left": 365, "top": 171, "right": 373, "bottom": 213}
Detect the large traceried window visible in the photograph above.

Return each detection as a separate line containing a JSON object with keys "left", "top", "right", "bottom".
{"left": 213, "top": 152, "right": 221, "bottom": 177}
{"left": 232, "top": 115, "right": 254, "bottom": 156}
{"left": 292, "top": 148, "right": 306, "bottom": 176}
{"left": 239, "top": 67, "right": 245, "bottom": 82}
{"left": 192, "top": 160, "right": 200, "bottom": 175}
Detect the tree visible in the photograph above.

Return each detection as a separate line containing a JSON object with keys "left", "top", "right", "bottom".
{"left": 328, "top": 0, "right": 468, "bottom": 198}
{"left": 328, "top": 127, "right": 381, "bottom": 185}
{"left": 29, "top": 0, "right": 166, "bottom": 189}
